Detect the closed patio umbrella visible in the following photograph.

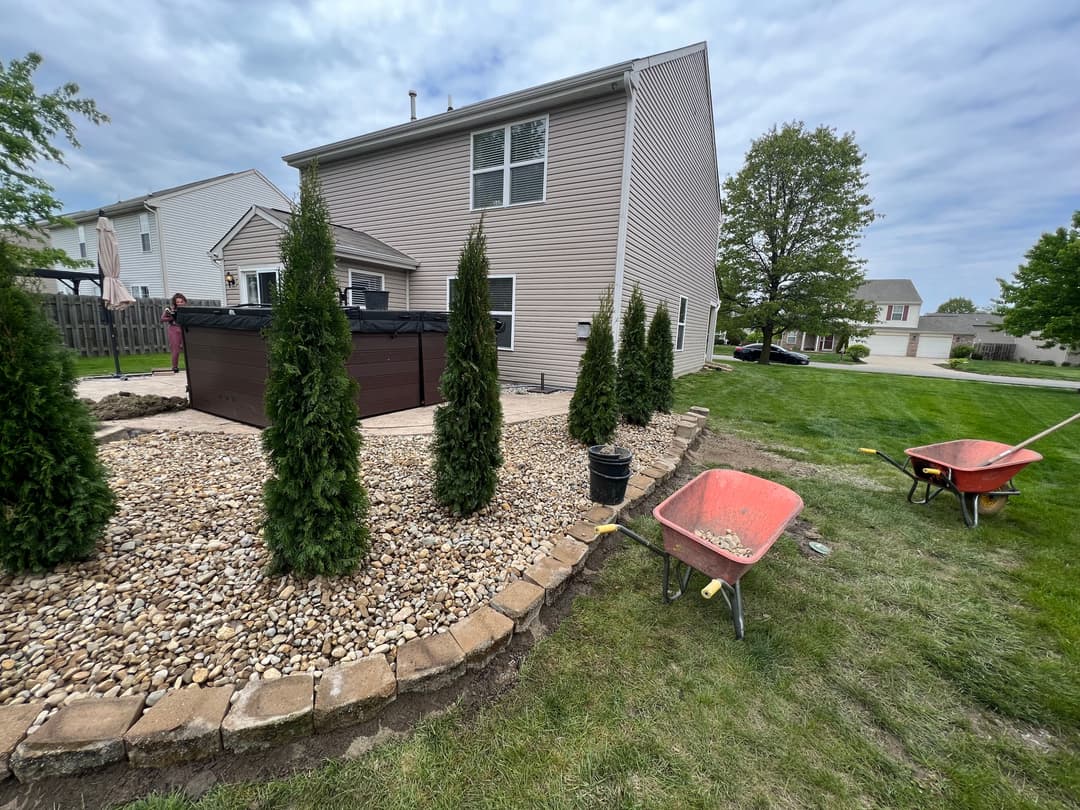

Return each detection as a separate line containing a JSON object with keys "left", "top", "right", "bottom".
{"left": 96, "top": 213, "right": 135, "bottom": 377}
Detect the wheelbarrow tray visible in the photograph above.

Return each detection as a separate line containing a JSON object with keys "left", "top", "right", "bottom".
{"left": 905, "top": 440, "right": 1042, "bottom": 494}
{"left": 653, "top": 469, "right": 804, "bottom": 586}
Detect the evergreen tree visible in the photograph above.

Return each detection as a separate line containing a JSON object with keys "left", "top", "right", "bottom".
{"left": 433, "top": 222, "right": 503, "bottom": 514}
{"left": 646, "top": 302, "right": 675, "bottom": 413}
{"left": 0, "top": 246, "right": 116, "bottom": 572}
{"left": 0, "top": 52, "right": 114, "bottom": 573}
{"left": 568, "top": 287, "right": 617, "bottom": 446}
{"left": 617, "top": 284, "right": 651, "bottom": 425}
{"left": 262, "top": 166, "right": 369, "bottom": 576}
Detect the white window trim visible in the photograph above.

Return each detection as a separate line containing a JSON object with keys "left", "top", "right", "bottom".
{"left": 446, "top": 274, "right": 516, "bottom": 351}
{"left": 347, "top": 269, "right": 385, "bottom": 307}
{"left": 470, "top": 114, "right": 549, "bottom": 211}
{"left": 77, "top": 225, "right": 86, "bottom": 259}
{"left": 676, "top": 296, "right": 688, "bottom": 352}
{"left": 238, "top": 265, "right": 281, "bottom": 305}
{"left": 887, "top": 305, "right": 906, "bottom": 321}
{"left": 139, "top": 213, "right": 151, "bottom": 252}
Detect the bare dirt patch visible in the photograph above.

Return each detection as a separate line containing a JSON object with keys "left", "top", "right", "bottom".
{"left": 83, "top": 391, "right": 189, "bottom": 421}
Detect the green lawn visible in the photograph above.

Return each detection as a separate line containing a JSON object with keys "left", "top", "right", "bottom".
{"left": 73, "top": 352, "right": 175, "bottom": 377}
{"left": 127, "top": 368, "right": 1079, "bottom": 810}
{"left": 937, "top": 358, "right": 1080, "bottom": 381}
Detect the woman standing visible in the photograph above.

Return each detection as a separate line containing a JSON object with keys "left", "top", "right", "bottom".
{"left": 161, "top": 292, "right": 188, "bottom": 372}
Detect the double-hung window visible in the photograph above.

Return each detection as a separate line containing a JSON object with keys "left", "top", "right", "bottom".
{"left": 347, "top": 270, "right": 384, "bottom": 307}
{"left": 139, "top": 213, "right": 151, "bottom": 252}
{"left": 448, "top": 275, "right": 515, "bottom": 349}
{"left": 471, "top": 117, "right": 547, "bottom": 209}
{"left": 240, "top": 267, "right": 278, "bottom": 305}
{"left": 676, "top": 297, "right": 688, "bottom": 351}
{"left": 887, "top": 304, "right": 908, "bottom": 321}
{"left": 77, "top": 225, "right": 86, "bottom": 258}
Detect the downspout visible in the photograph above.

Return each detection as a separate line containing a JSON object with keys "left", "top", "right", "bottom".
{"left": 145, "top": 202, "right": 170, "bottom": 298}
{"left": 611, "top": 68, "right": 638, "bottom": 343}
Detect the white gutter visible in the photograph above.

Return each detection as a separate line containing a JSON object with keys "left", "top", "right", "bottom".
{"left": 611, "top": 68, "right": 639, "bottom": 343}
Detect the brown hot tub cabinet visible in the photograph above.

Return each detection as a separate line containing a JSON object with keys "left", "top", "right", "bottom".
{"left": 177, "top": 307, "right": 449, "bottom": 427}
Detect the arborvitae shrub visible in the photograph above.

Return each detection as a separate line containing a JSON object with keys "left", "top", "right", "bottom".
{"left": 0, "top": 247, "right": 116, "bottom": 572}
{"left": 262, "top": 167, "right": 369, "bottom": 576}
{"left": 646, "top": 302, "right": 675, "bottom": 413}
{"left": 568, "top": 287, "right": 617, "bottom": 446}
{"left": 617, "top": 284, "right": 651, "bottom": 426}
{"left": 433, "top": 222, "right": 503, "bottom": 515}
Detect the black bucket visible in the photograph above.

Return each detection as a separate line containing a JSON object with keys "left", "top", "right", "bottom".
{"left": 588, "top": 445, "right": 633, "bottom": 504}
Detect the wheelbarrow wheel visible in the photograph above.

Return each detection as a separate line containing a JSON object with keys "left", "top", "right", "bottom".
{"left": 966, "top": 493, "right": 1009, "bottom": 517}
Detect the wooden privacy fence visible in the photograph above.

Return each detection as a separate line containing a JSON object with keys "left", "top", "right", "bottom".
{"left": 38, "top": 294, "right": 220, "bottom": 357}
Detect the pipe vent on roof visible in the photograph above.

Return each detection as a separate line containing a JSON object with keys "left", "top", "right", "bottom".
{"left": 447, "top": 94, "right": 453, "bottom": 111}
{"left": 408, "top": 90, "right": 417, "bottom": 121}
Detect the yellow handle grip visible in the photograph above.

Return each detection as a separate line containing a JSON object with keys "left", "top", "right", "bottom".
{"left": 701, "top": 579, "right": 723, "bottom": 599}
{"left": 594, "top": 524, "right": 619, "bottom": 535}
{"left": 921, "top": 468, "right": 941, "bottom": 476}
{"left": 858, "top": 448, "right": 878, "bottom": 455}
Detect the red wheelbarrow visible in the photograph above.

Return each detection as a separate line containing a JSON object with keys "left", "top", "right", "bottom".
{"left": 859, "top": 440, "right": 1041, "bottom": 527}
{"left": 595, "top": 469, "right": 803, "bottom": 639}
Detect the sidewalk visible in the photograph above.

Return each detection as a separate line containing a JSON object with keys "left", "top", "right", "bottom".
{"left": 78, "top": 373, "right": 572, "bottom": 438}
{"left": 807, "top": 355, "right": 1080, "bottom": 391}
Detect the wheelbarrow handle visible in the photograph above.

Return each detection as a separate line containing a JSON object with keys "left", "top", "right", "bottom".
{"left": 858, "top": 447, "right": 921, "bottom": 482}
{"left": 594, "top": 523, "right": 666, "bottom": 558}
{"left": 701, "top": 579, "right": 724, "bottom": 599}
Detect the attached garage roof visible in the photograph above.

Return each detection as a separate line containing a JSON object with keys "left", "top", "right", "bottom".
{"left": 917, "top": 312, "right": 1002, "bottom": 334}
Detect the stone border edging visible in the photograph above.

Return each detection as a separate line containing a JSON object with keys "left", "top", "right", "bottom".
{"left": 1, "top": 408, "right": 708, "bottom": 783}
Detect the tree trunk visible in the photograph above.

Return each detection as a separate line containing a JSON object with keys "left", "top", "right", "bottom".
{"left": 759, "top": 324, "right": 773, "bottom": 364}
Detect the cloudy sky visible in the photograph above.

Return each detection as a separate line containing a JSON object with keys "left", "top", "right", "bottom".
{"left": 4, "top": 0, "right": 1078, "bottom": 310}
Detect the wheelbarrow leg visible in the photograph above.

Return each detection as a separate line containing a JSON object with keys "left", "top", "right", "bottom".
{"left": 716, "top": 581, "right": 744, "bottom": 640}
{"left": 959, "top": 494, "right": 979, "bottom": 528}
{"left": 661, "top": 554, "right": 693, "bottom": 603}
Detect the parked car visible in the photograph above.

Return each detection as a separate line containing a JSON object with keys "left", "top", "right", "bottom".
{"left": 732, "top": 343, "right": 810, "bottom": 365}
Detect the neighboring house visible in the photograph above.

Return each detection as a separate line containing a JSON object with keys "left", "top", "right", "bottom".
{"left": 47, "top": 170, "right": 291, "bottom": 303}
{"left": 238, "top": 42, "right": 720, "bottom": 389}
{"left": 212, "top": 206, "right": 418, "bottom": 307}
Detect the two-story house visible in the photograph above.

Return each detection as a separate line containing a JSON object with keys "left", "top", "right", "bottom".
{"left": 212, "top": 43, "right": 721, "bottom": 389}
{"left": 48, "top": 170, "right": 291, "bottom": 303}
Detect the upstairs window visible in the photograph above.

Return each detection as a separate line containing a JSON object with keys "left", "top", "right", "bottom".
{"left": 448, "top": 275, "right": 515, "bottom": 349}
{"left": 139, "top": 213, "right": 151, "bottom": 252}
{"left": 887, "top": 304, "right": 909, "bottom": 321}
{"left": 78, "top": 225, "right": 86, "bottom": 258}
{"left": 471, "top": 117, "right": 547, "bottom": 209}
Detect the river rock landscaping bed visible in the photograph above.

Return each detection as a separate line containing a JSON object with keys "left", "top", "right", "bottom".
{"left": 0, "top": 413, "right": 678, "bottom": 737}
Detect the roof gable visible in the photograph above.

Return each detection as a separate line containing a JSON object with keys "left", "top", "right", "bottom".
{"left": 856, "top": 279, "right": 922, "bottom": 304}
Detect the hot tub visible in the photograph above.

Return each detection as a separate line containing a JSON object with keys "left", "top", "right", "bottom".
{"left": 176, "top": 306, "right": 449, "bottom": 427}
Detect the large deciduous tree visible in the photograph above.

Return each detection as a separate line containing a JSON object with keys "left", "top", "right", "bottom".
{"left": 936, "top": 297, "right": 978, "bottom": 314}
{"left": 0, "top": 53, "right": 114, "bottom": 572}
{"left": 996, "top": 212, "right": 1080, "bottom": 351}
{"left": 717, "top": 122, "right": 878, "bottom": 363}
{"left": 433, "top": 221, "right": 504, "bottom": 514}
{"left": 263, "top": 165, "right": 370, "bottom": 576}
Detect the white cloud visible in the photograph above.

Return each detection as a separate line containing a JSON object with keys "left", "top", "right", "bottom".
{"left": 3, "top": 0, "right": 1078, "bottom": 309}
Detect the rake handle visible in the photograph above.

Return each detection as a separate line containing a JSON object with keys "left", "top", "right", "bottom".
{"left": 980, "top": 412, "right": 1080, "bottom": 467}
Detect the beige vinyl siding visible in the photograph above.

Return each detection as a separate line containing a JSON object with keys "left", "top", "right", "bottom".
{"left": 317, "top": 94, "right": 628, "bottom": 388}
{"left": 222, "top": 216, "right": 282, "bottom": 307}
{"left": 49, "top": 210, "right": 164, "bottom": 296}
{"left": 623, "top": 50, "right": 720, "bottom": 376}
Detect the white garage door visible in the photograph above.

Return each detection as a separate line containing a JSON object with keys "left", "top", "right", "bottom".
{"left": 917, "top": 335, "right": 953, "bottom": 359}
{"left": 863, "top": 333, "right": 910, "bottom": 356}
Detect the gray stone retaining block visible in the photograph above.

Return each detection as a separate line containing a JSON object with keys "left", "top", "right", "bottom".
{"left": 395, "top": 633, "right": 466, "bottom": 694}
{"left": 490, "top": 580, "right": 545, "bottom": 632}
{"left": 221, "top": 674, "right": 314, "bottom": 753}
{"left": 315, "top": 655, "right": 396, "bottom": 732}
{"left": 449, "top": 607, "right": 514, "bottom": 671}
{"left": 125, "top": 685, "right": 233, "bottom": 767}
{"left": 524, "top": 557, "right": 573, "bottom": 605}
{"left": 10, "top": 695, "right": 144, "bottom": 782}
{"left": 567, "top": 521, "right": 599, "bottom": 545}
{"left": 0, "top": 704, "right": 41, "bottom": 779}
{"left": 550, "top": 536, "right": 591, "bottom": 573}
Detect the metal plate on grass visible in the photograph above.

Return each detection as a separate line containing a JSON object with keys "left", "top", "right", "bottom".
{"left": 808, "top": 541, "right": 831, "bottom": 556}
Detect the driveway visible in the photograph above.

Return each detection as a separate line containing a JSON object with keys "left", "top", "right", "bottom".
{"left": 809, "top": 354, "right": 1079, "bottom": 390}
